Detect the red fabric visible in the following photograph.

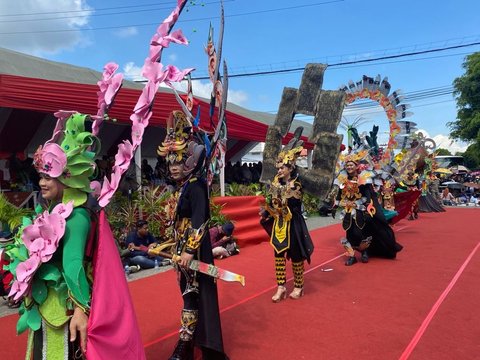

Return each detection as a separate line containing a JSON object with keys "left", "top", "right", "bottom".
{"left": 0, "top": 74, "right": 313, "bottom": 148}
{"left": 0, "top": 256, "right": 13, "bottom": 291}
{"left": 212, "top": 196, "right": 269, "bottom": 247}
{"left": 87, "top": 210, "right": 145, "bottom": 360}
{"left": 391, "top": 190, "right": 421, "bottom": 225}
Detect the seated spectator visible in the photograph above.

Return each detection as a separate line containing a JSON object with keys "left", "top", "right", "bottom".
{"left": 456, "top": 192, "right": 468, "bottom": 205}
{"left": 209, "top": 221, "right": 239, "bottom": 259}
{"left": 469, "top": 194, "right": 479, "bottom": 206}
{"left": 441, "top": 188, "right": 456, "bottom": 206}
{"left": 126, "top": 220, "right": 167, "bottom": 269}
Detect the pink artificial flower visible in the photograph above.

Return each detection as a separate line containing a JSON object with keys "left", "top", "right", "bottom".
{"left": 50, "top": 111, "right": 76, "bottom": 143}
{"left": 164, "top": 65, "right": 194, "bottom": 83}
{"left": 133, "top": 81, "right": 159, "bottom": 115}
{"left": 8, "top": 279, "right": 29, "bottom": 301}
{"left": 168, "top": 29, "right": 188, "bottom": 45}
{"left": 103, "top": 62, "right": 120, "bottom": 80}
{"left": 131, "top": 122, "right": 146, "bottom": 147}
{"left": 142, "top": 59, "right": 168, "bottom": 83}
{"left": 98, "top": 167, "right": 123, "bottom": 208}
{"left": 90, "top": 181, "right": 102, "bottom": 198}
{"left": 33, "top": 143, "right": 67, "bottom": 178}
{"left": 91, "top": 115, "right": 104, "bottom": 137}
{"left": 15, "top": 255, "right": 41, "bottom": 283}
{"left": 105, "top": 73, "right": 123, "bottom": 105}
{"left": 115, "top": 140, "right": 134, "bottom": 171}
{"left": 52, "top": 201, "right": 74, "bottom": 219}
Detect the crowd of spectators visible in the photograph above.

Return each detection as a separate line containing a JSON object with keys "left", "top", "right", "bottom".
{"left": 439, "top": 172, "right": 480, "bottom": 206}
{"left": 137, "top": 158, "right": 264, "bottom": 187}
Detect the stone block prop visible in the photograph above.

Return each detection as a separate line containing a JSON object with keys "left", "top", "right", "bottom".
{"left": 260, "top": 63, "right": 345, "bottom": 199}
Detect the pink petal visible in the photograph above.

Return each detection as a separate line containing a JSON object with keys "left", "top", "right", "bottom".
{"left": 28, "top": 238, "right": 46, "bottom": 255}
{"left": 167, "top": 29, "right": 188, "bottom": 45}
{"left": 52, "top": 201, "right": 74, "bottom": 219}
{"left": 22, "top": 225, "right": 41, "bottom": 248}
{"left": 114, "top": 140, "right": 134, "bottom": 171}
{"left": 8, "top": 280, "right": 29, "bottom": 301}
{"left": 164, "top": 65, "right": 194, "bottom": 82}
{"left": 105, "top": 73, "right": 123, "bottom": 105}
{"left": 142, "top": 59, "right": 170, "bottom": 83}
{"left": 90, "top": 181, "right": 102, "bottom": 197}
{"left": 16, "top": 255, "right": 41, "bottom": 283}
{"left": 133, "top": 81, "right": 159, "bottom": 114}
{"left": 98, "top": 167, "right": 123, "bottom": 208}
{"left": 103, "top": 62, "right": 119, "bottom": 79}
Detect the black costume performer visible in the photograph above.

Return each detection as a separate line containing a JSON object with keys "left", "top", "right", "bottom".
{"left": 261, "top": 145, "right": 314, "bottom": 302}
{"left": 157, "top": 111, "right": 228, "bottom": 360}
{"left": 333, "top": 151, "right": 402, "bottom": 266}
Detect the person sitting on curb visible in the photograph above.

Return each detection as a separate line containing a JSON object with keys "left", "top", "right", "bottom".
{"left": 209, "top": 221, "right": 239, "bottom": 259}
{"left": 126, "top": 220, "right": 168, "bottom": 269}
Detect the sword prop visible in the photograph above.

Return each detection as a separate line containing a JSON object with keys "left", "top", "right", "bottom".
{"left": 154, "top": 250, "right": 245, "bottom": 286}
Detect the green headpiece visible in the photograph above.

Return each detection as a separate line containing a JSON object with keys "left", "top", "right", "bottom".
{"left": 33, "top": 113, "right": 100, "bottom": 207}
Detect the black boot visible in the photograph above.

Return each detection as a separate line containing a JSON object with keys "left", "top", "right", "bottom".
{"left": 168, "top": 340, "right": 194, "bottom": 360}
{"left": 361, "top": 250, "right": 369, "bottom": 263}
{"left": 345, "top": 256, "right": 357, "bottom": 266}
{"left": 169, "top": 309, "right": 197, "bottom": 360}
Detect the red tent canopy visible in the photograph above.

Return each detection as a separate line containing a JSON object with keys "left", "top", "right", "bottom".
{"left": 0, "top": 74, "right": 313, "bottom": 149}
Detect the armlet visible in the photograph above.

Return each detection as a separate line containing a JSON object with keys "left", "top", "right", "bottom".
{"left": 185, "top": 222, "right": 208, "bottom": 254}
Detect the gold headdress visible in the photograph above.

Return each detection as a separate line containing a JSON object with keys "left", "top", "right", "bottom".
{"left": 275, "top": 127, "right": 304, "bottom": 169}
{"left": 276, "top": 146, "right": 303, "bottom": 168}
{"left": 339, "top": 148, "right": 370, "bottom": 165}
{"left": 157, "top": 111, "right": 192, "bottom": 163}
{"left": 157, "top": 110, "right": 205, "bottom": 176}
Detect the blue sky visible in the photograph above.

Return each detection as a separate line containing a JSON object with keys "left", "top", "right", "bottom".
{"left": 1, "top": 0, "right": 479, "bottom": 152}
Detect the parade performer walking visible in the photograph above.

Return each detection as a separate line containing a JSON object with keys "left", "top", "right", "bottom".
{"left": 5, "top": 113, "right": 145, "bottom": 359}
{"left": 158, "top": 110, "right": 229, "bottom": 360}
{"left": 260, "top": 140, "right": 314, "bottom": 302}
{"left": 333, "top": 149, "right": 403, "bottom": 265}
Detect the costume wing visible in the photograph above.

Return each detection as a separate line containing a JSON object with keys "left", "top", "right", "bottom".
{"left": 86, "top": 210, "right": 146, "bottom": 360}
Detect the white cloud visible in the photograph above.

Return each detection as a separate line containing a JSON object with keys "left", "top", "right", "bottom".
{"left": 123, "top": 61, "right": 143, "bottom": 81}
{"left": 177, "top": 80, "right": 248, "bottom": 106}
{"left": 113, "top": 26, "right": 138, "bottom": 38}
{"left": 0, "top": 0, "right": 93, "bottom": 55}
{"left": 432, "top": 134, "right": 470, "bottom": 154}
{"left": 122, "top": 62, "right": 249, "bottom": 106}
{"left": 416, "top": 129, "right": 469, "bottom": 154}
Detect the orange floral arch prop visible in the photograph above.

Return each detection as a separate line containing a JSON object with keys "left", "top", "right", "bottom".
{"left": 341, "top": 76, "right": 412, "bottom": 167}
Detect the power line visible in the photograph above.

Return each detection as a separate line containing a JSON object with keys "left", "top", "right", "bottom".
{"left": 190, "top": 42, "right": 480, "bottom": 80}
{"left": 0, "top": 1, "right": 231, "bottom": 23}
{"left": 0, "top": 1, "right": 187, "bottom": 17}
{"left": 0, "top": 0, "right": 344, "bottom": 34}
{"left": 265, "top": 84, "right": 458, "bottom": 115}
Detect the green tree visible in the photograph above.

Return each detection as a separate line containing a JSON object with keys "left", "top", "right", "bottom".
{"left": 435, "top": 148, "right": 452, "bottom": 156}
{"left": 459, "top": 143, "right": 480, "bottom": 169}
{"left": 449, "top": 52, "right": 480, "bottom": 168}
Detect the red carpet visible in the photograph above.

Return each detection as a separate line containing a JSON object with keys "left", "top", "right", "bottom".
{"left": 1, "top": 208, "right": 479, "bottom": 359}
{"left": 212, "top": 196, "right": 269, "bottom": 247}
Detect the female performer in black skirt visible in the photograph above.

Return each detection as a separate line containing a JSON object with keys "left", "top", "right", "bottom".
{"left": 261, "top": 145, "right": 314, "bottom": 302}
